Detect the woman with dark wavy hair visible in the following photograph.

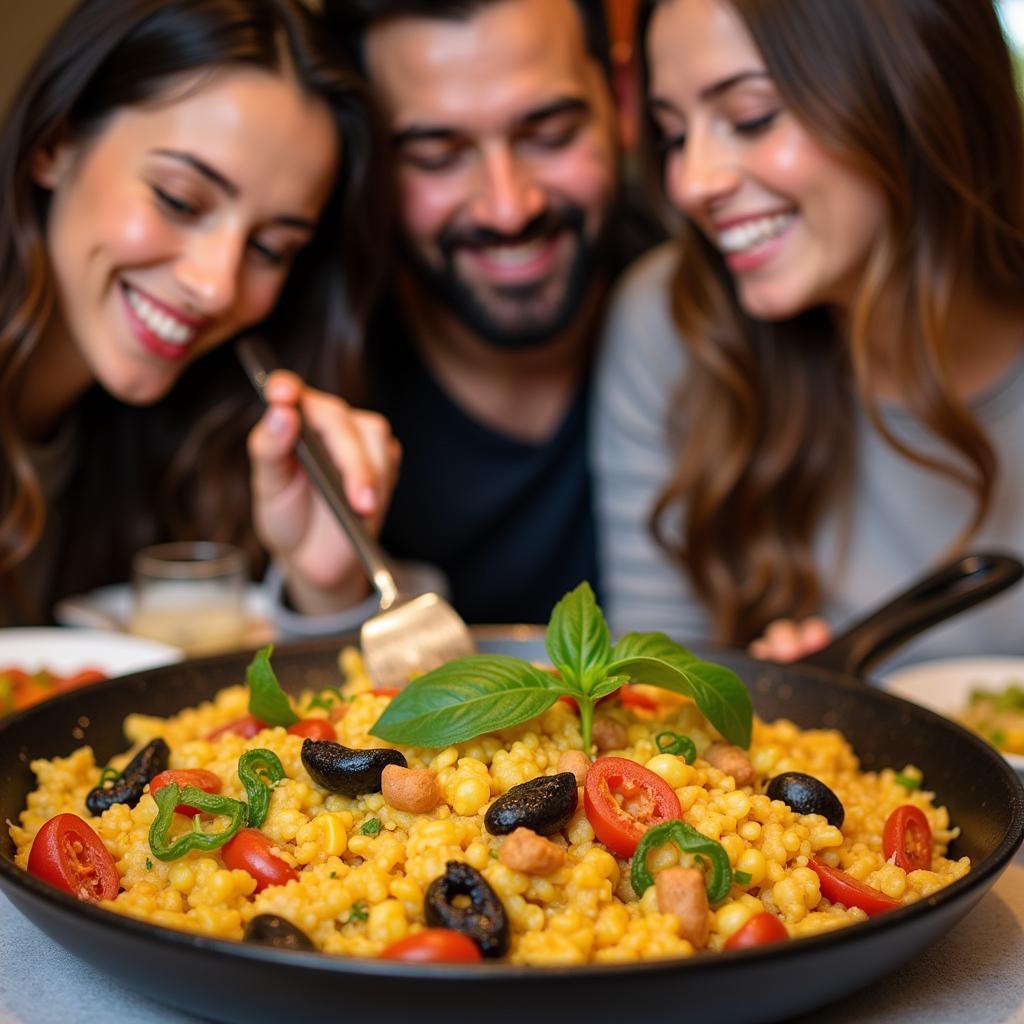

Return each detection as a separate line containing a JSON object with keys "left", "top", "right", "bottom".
{"left": 0, "top": 0, "right": 398, "bottom": 625}
{"left": 593, "top": 0, "right": 1024, "bottom": 664}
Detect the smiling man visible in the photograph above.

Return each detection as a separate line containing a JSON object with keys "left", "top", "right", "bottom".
{"left": 315, "top": 0, "right": 660, "bottom": 624}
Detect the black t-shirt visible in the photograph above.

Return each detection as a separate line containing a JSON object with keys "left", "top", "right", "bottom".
{"left": 362, "top": 194, "right": 664, "bottom": 625}
{"left": 365, "top": 321, "right": 597, "bottom": 625}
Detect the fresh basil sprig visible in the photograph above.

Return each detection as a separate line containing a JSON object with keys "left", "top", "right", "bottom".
{"left": 371, "top": 582, "right": 752, "bottom": 752}
{"left": 370, "top": 655, "right": 561, "bottom": 747}
{"left": 247, "top": 645, "right": 299, "bottom": 727}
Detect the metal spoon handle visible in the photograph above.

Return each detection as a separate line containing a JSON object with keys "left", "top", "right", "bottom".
{"left": 236, "top": 336, "right": 399, "bottom": 610}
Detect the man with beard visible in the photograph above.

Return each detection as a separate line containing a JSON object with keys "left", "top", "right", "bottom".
{"left": 269, "top": 0, "right": 659, "bottom": 627}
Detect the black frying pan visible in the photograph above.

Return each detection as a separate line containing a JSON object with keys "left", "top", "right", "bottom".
{"left": 1, "top": 554, "right": 1022, "bottom": 1024}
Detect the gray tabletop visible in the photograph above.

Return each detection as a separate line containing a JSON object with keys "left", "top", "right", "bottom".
{"left": 1, "top": 848, "right": 1021, "bottom": 1024}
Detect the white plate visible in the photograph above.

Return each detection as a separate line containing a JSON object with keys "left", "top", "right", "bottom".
{"left": 54, "top": 583, "right": 276, "bottom": 651}
{"left": 0, "top": 627, "right": 182, "bottom": 678}
{"left": 880, "top": 656, "right": 1024, "bottom": 773}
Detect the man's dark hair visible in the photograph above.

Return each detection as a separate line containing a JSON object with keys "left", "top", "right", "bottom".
{"left": 322, "top": 0, "right": 613, "bottom": 81}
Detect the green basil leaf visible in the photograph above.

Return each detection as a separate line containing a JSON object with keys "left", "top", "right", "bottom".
{"left": 589, "top": 674, "right": 628, "bottom": 701}
{"left": 545, "top": 582, "right": 612, "bottom": 691}
{"left": 370, "top": 655, "right": 561, "bottom": 747}
{"left": 246, "top": 645, "right": 299, "bottom": 727}
{"left": 605, "top": 654, "right": 752, "bottom": 749}
{"left": 611, "top": 631, "right": 699, "bottom": 669}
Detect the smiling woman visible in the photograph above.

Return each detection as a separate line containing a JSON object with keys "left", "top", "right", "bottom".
{"left": 592, "top": 0, "right": 1024, "bottom": 663}
{"left": 0, "top": 0, "right": 393, "bottom": 626}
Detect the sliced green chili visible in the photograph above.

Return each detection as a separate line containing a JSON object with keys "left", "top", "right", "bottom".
{"left": 630, "top": 819, "right": 732, "bottom": 904}
{"left": 149, "top": 783, "right": 246, "bottom": 861}
{"left": 237, "top": 748, "right": 286, "bottom": 828}
{"left": 733, "top": 869, "right": 752, "bottom": 886}
{"left": 894, "top": 772, "right": 921, "bottom": 791}
{"left": 655, "top": 731, "right": 697, "bottom": 764}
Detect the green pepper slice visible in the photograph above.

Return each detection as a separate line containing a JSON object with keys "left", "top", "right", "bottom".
{"left": 630, "top": 819, "right": 732, "bottom": 904}
{"left": 655, "top": 731, "right": 697, "bottom": 764}
{"left": 149, "top": 783, "right": 246, "bottom": 861}
{"left": 237, "top": 748, "right": 286, "bottom": 827}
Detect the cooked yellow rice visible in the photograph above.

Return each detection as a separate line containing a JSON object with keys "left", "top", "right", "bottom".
{"left": 10, "top": 647, "right": 969, "bottom": 964}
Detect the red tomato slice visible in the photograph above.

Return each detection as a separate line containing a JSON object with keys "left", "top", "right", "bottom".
{"left": 882, "top": 805, "right": 932, "bottom": 871}
{"left": 206, "top": 714, "right": 266, "bottom": 741}
{"left": 222, "top": 829, "right": 298, "bottom": 893}
{"left": 58, "top": 669, "right": 107, "bottom": 689}
{"left": 150, "top": 769, "right": 223, "bottom": 816}
{"left": 584, "top": 756, "right": 682, "bottom": 857}
{"left": 27, "top": 813, "right": 119, "bottom": 903}
{"left": 724, "top": 911, "right": 789, "bottom": 950}
{"left": 809, "top": 858, "right": 901, "bottom": 916}
{"left": 617, "top": 685, "right": 659, "bottom": 712}
{"left": 287, "top": 719, "right": 336, "bottom": 740}
{"left": 379, "top": 928, "right": 483, "bottom": 963}
{"left": 370, "top": 687, "right": 401, "bottom": 698}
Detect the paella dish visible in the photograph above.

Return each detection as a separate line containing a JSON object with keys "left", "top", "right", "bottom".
{"left": 10, "top": 585, "right": 969, "bottom": 964}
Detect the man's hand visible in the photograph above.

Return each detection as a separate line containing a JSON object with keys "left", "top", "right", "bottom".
{"left": 247, "top": 370, "right": 401, "bottom": 615}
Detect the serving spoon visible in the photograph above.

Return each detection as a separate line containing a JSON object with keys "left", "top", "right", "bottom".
{"left": 236, "top": 337, "right": 475, "bottom": 688}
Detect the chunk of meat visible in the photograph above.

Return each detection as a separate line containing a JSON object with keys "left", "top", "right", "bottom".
{"left": 655, "top": 866, "right": 710, "bottom": 949}
{"left": 703, "top": 742, "right": 756, "bottom": 787}
{"left": 381, "top": 764, "right": 442, "bottom": 813}
{"left": 498, "top": 827, "right": 565, "bottom": 875}
{"left": 592, "top": 718, "right": 628, "bottom": 753}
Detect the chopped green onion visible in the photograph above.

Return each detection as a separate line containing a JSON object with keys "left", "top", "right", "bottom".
{"left": 631, "top": 819, "right": 732, "bottom": 904}
{"left": 733, "top": 869, "right": 752, "bottom": 886}
{"left": 894, "top": 773, "right": 921, "bottom": 791}
{"left": 360, "top": 817, "right": 382, "bottom": 836}
{"left": 346, "top": 901, "right": 369, "bottom": 923}
{"left": 99, "top": 766, "right": 120, "bottom": 786}
{"left": 306, "top": 687, "right": 346, "bottom": 713}
{"left": 145, "top": 858, "right": 153, "bottom": 871}
{"left": 655, "top": 731, "right": 697, "bottom": 764}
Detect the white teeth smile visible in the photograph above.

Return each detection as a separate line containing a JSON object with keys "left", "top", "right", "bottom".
{"left": 717, "top": 212, "right": 795, "bottom": 255}
{"left": 124, "top": 286, "right": 196, "bottom": 346}
{"left": 477, "top": 238, "right": 548, "bottom": 267}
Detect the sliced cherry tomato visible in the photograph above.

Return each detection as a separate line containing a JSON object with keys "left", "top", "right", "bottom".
{"left": 27, "top": 813, "right": 119, "bottom": 902}
{"left": 286, "top": 718, "right": 336, "bottom": 740}
{"left": 584, "top": 756, "right": 682, "bottom": 857}
{"left": 206, "top": 714, "right": 266, "bottom": 741}
{"left": 222, "top": 828, "right": 298, "bottom": 893}
{"left": 150, "top": 769, "right": 223, "bottom": 816}
{"left": 617, "top": 685, "right": 659, "bottom": 712}
{"left": 379, "top": 928, "right": 483, "bottom": 963}
{"left": 809, "top": 858, "right": 901, "bottom": 916}
{"left": 58, "top": 668, "right": 107, "bottom": 689}
{"left": 882, "top": 805, "right": 932, "bottom": 871}
{"left": 724, "top": 911, "right": 789, "bottom": 950}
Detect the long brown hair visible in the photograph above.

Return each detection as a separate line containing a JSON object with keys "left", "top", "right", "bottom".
{"left": 0, "top": 0, "right": 390, "bottom": 624}
{"left": 637, "top": 0, "right": 1024, "bottom": 644}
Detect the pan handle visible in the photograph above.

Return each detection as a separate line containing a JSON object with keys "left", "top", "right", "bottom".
{"left": 796, "top": 551, "right": 1023, "bottom": 680}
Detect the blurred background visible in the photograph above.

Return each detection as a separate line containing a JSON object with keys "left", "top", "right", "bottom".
{"left": 2, "top": 0, "right": 1022, "bottom": 145}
